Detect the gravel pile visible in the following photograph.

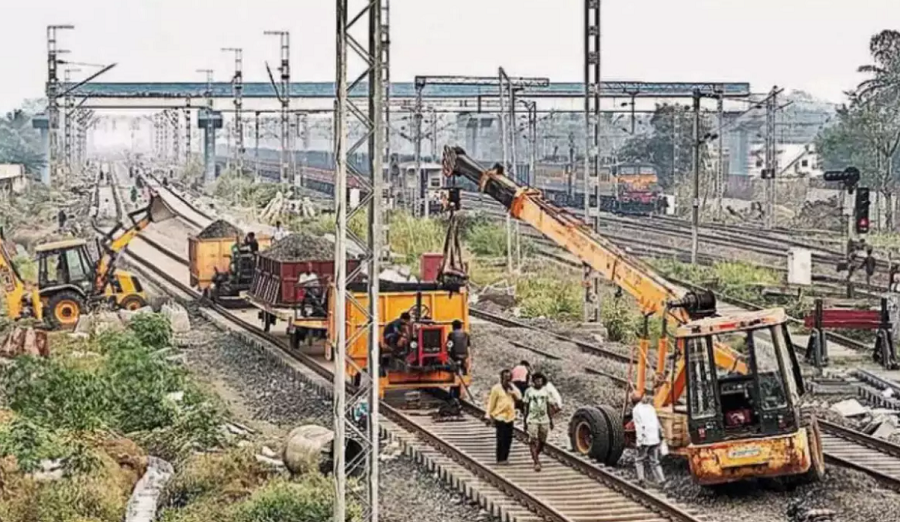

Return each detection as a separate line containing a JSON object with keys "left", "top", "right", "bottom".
{"left": 197, "top": 219, "right": 242, "bottom": 239}
{"left": 793, "top": 197, "right": 843, "bottom": 231}
{"left": 265, "top": 232, "right": 334, "bottom": 261}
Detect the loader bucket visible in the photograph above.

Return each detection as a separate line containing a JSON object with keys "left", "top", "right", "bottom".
{"left": 147, "top": 192, "right": 177, "bottom": 223}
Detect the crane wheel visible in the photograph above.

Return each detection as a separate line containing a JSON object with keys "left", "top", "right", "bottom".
{"left": 569, "top": 406, "right": 610, "bottom": 463}
{"left": 47, "top": 291, "right": 85, "bottom": 329}
{"left": 120, "top": 295, "right": 147, "bottom": 311}
{"left": 597, "top": 404, "right": 627, "bottom": 466}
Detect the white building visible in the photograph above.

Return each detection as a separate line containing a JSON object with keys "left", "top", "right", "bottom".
{"left": 0, "top": 164, "right": 26, "bottom": 194}
{"left": 747, "top": 143, "right": 823, "bottom": 178}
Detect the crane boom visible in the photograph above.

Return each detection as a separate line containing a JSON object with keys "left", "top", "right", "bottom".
{"left": 442, "top": 146, "right": 745, "bottom": 404}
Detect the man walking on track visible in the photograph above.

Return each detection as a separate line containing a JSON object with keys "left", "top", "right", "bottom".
{"left": 523, "top": 372, "right": 558, "bottom": 472}
{"left": 485, "top": 369, "right": 521, "bottom": 466}
{"left": 632, "top": 392, "right": 667, "bottom": 487}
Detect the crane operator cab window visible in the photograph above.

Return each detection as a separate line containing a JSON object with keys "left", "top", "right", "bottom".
{"left": 685, "top": 324, "right": 802, "bottom": 446}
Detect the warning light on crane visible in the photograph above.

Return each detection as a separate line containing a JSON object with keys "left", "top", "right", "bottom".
{"left": 855, "top": 187, "right": 870, "bottom": 234}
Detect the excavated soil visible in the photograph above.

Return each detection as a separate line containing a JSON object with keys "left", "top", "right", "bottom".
{"left": 265, "top": 232, "right": 334, "bottom": 261}
{"left": 197, "top": 219, "right": 242, "bottom": 239}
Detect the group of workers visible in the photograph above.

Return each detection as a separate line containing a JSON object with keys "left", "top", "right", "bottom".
{"left": 485, "top": 364, "right": 667, "bottom": 485}
{"left": 485, "top": 364, "right": 561, "bottom": 472}
{"left": 381, "top": 312, "right": 470, "bottom": 372}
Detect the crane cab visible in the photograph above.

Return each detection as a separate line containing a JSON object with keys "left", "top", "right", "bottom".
{"left": 677, "top": 309, "right": 823, "bottom": 485}
{"left": 35, "top": 239, "right": 147, "bottom": 328}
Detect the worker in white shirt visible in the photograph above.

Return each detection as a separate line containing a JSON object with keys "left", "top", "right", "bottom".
{"left": 631, "top": 392, "right": 666, "bottom": 488}
{"left": 274, "top": 220, "right": 288, "bottom": 241}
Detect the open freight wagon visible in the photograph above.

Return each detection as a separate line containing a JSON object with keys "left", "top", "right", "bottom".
{"left": 245, "top": 252, "right": 362, "bottom": 343}
{"left": 188, "top": 234, "right": 272, "bottom": 291}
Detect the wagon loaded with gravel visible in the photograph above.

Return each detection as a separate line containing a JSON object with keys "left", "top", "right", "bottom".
{"left": 188, "top": 219, "right": 271, "bottom": 307}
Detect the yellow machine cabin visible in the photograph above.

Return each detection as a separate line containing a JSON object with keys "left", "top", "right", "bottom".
{"left": 35, "top": 238, "right": 148, "bottom": 328}
{"left": 325, "top": 281, "right": 471, "bottom": 397}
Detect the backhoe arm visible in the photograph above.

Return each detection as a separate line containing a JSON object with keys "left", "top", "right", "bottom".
{"left": 442, "top": 146, "right": 746, "bottom": 406}
{"left": 93, "top": 192, "right": 174, "bottom": 295}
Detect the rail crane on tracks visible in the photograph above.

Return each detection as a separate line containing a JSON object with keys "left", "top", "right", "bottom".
{"left": 442, "top": 145, "right": 823, "bottom": 486}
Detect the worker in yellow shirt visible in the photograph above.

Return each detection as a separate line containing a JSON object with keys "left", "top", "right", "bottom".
{"left": 485, "top": 368, "right": 522, "bottom": 465}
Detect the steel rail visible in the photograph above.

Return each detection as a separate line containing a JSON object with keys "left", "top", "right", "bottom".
{"left": 106, "top": 168, "right": 701, "bottom": 522}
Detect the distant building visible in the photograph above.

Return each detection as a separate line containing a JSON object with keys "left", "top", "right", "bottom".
{"left": 747, "top": 143, "right": 823, "bottom": 178}
{"left": 0, "top": 164, "right": 26, "bottom": 194}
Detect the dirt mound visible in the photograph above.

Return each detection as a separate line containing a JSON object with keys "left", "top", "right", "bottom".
{"left": 793, "top": 196, "right": 842, "bottom": 231}
{"left": 197, "top": 219, "right": 242, "bottom": 239}
{"left": 264, "top": 232, "right": 333, "bottom": 262}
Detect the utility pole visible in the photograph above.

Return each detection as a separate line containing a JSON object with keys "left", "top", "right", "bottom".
{"left": 763, "top": 86, "right": 778, "bottom": 230}
{"left": 299, "top": 112, "right": 309, "bottom": 188}
{"left": 254, "top": 111, "right": 261, "bottom": 180}
{"left": 498, "top": 68, "right": 513, "bottom": 273}
{"left": 184, "top": 99, "right": 192, "bottom": 165}
{"left": 222, "top": 47, "right": 244, "bottom": 172}
{"left": 170, "top": 110, "right": 181, "bottom": 166}
{"left": 334, "top": 0, "right": 384, "bottom": 519}
{"left": 265, "top": 30, "right": 291, "bottom": 186}
{"left": 584, "top": 0, "right": 601, "bottom": 231}
{"left": 691, "top": 89, "right": 701, "bottom": 265}
{"left": 413, "top": 80, "right": 424, "bottom": 217}
{"left": 716, "top": 91, "right": 724, "bottom": 221}
{"left": 47, "top": 24, "right": 74, "bottom": 186}
{"left": 63, "top": 68, "right": 80, "bottom": 177}
{"left": 583, "top": 0, "right": 601, "bottom": 322}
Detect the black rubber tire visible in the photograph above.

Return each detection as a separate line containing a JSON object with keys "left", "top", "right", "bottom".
{"left": 119, "top": 294, "right": 146, "bottom": 311}
{"left": 46, "top": 290, "right": 86, "bottom": 330}
{"left": 568, "top": 406, "right": 610, "bottom": 463}
{"left": 597, "top": 404, "right": 627, "bottom": 466}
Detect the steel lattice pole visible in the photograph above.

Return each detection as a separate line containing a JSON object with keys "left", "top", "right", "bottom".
{"left": 335, "top": 0, "right": 383, "bottom": 520}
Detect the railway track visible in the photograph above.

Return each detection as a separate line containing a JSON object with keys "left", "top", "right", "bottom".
{"left": 107, "top": 167, "right": 705, "bottom": 522}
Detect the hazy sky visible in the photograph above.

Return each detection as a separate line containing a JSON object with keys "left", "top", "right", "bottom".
{"left": 1, "top": 0, "right": 896, "bottom": 112}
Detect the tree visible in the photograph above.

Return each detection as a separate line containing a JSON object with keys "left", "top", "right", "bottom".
{"left": 617, "top": 104, "right": 712, "bottom": 190}
{"left": 0, "top": 104, "right": 46, "bottom": 175}
{"left": 817, "top": 30, "right": 900, "bottom": 229}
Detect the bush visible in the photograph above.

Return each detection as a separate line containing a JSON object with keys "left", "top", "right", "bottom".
{"left": 0, "top": 417, "right": 67, "bottom": 473}
{"left": 2, "top": 356, "right": 109, "bottom": 431}
{"left": 129, "top": 313, "right": 173, "bottom": 350}
{"left": 386, "top": 211, "right": 446, "bottom": 266}
{"left": 601, "top": 298, "right": 641, "bottom": 343}
{"left": 0, "top": 473, "right": 128, "bottom": 522}
{"left": 160, "top": 448, "right": 272, "bottom": 510}
{"left": 466, "top": 221, "right": 509, "bottom": 258}
{"left": 232, "top": 477, "right": 355, "bottom": 522}
{"left": 102, "top": 346, "right": 185, "bottom": 433}
{"left": 516, "top": 276, "right": 582, "bottom": 320}
{"left": 135, "top": 388, "right": 226, "bottom": 462}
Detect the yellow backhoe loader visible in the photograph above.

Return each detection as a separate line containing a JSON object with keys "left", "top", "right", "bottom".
{"left": 1, "top": 193, "right": 175, "bottom": 329}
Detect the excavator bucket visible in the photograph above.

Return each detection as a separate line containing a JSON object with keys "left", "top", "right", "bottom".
{"left": 147, "top": 192, "right": 177, "bottom": 223}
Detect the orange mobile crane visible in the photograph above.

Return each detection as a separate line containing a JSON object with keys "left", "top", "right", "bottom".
{"left": 443, "top": 146, "right": 823, "bottom": 486}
